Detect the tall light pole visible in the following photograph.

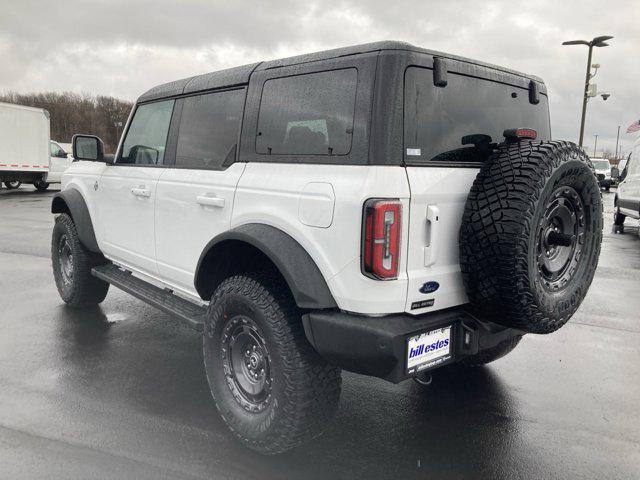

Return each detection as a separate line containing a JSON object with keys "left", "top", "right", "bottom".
{"left": 615, "top": 125, "right": 621, "bottom": 160}
{"left": 593, "top": 134, "right": 598, "bottom": 157}
{"left": 562, "top": 35, "right": 613, "bottom": 147}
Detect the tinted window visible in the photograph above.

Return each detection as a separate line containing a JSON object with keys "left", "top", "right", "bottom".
{"left": 256, "top": 69, "right": 357, "bottom": 155}
{"left": 175, "top": 89, "right": 244, "bottom": 169}
{"left": 120, "top": 100, "right": 174, "bottom": 165}
{"left": 404, "top": 67, "right": 551, "bottom": 164}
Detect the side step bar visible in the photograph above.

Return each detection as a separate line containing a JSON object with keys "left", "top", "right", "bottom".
{"left": 92, "top": 264, "right": 206, "bottom": 332}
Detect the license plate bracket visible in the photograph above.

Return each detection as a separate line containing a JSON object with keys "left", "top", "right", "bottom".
{"left": 406, "top": 325, "right": 453, "bottom": 375}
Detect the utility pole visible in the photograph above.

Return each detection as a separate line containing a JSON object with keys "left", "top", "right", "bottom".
{"left": 562, "top": 36, "right": 613, "bottom": 147}
{"left": 615, "top": 125, "right": 621, "bottom": 160}
{"left": 593, "top": 134, "right": 598, "bottom": 157}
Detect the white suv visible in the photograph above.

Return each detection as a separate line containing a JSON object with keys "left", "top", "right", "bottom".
{"left": 50, "top": 41, "right": 603, "bottom": 454}
{"left": 614, "top": 139, "right": 640, "bottom": 229}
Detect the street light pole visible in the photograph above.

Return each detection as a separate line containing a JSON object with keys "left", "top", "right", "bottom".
{"left": 615, "top": 125, "right": 621, "bottom": 160}
{"left": 593, "top": 134, "right": 598, "bottom": 157}
{"left": 562, "top": 35, "right": 613, "bottom": 148}
{"left": 579, "top": 45, "right": 594, "bottom": 148}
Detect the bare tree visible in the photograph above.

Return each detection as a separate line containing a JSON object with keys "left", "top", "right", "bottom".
{"left": 0, "top": 91, "right": 133, "bottom": 153}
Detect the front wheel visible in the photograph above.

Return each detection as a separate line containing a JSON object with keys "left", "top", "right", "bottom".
{"left": 203, "top": 273, "right": 341, "bottom": 454}
{"left": 34, "top": 180, "right": 50, "bottom": 191}
{"left": 52, "top": 213, "right": 109, "bottom": 307}
{"left": 4, "top": 181, "right": 21, "bottom": 189}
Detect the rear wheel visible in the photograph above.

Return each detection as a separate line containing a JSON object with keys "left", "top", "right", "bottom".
{"left": 460, "top": 141, "right": 602, "bottom": 334}
{"left": 203, "top": 273, "right": 341, "bottom": 454}
{"left": 4, "top": 181, "right": 21, "bottom": 189}
{"left": 34, "top": 180, "right": 50, "bottom": 191}
{"left": 51, "top": 213, "right": 109, "bottom": 307}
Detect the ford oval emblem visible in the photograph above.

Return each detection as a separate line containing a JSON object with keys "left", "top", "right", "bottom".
{"left": 419, "top": 281, "right": 439, "bottom": 294}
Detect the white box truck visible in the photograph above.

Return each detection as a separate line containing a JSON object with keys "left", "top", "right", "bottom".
{"left": 0, "top": 102, "right": 53, "bottom": 191}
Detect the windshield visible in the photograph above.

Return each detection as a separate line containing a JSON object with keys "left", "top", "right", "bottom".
{"left": 591, "top": 160, "right": 611, "bottom": 170}
{"left": 404, "top": 67, "right": 551, "bottom": 165}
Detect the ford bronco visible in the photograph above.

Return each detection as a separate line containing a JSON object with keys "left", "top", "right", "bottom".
{"left": 50, "top": 41, "right": 602, "bottom": 454}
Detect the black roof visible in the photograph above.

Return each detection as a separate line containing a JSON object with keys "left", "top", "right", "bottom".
{"left": 138, "top": 40, "right": 544, "bottom": 103}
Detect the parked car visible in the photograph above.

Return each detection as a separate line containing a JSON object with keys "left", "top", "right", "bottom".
{"left": 48, "top": 140, "right": 74, "bottom": 184}
{"left": 591, "top": 157, "right": 612, "bottom": 190}
{"left": 614, "top": 140, "right": 640, "bottom": 230}
{"left": 0, "top": 102, "right": 51, "bottom": 191}
{"left": 50, "top": 41, "right": 603, "bottom": 454}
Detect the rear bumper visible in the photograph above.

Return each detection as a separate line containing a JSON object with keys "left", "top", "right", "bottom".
{"left": 302, "top": 308, "right": 522, "bottom": 383}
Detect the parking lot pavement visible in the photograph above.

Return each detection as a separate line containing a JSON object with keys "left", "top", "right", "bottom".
{"left": 0, "top": 185, "right": 639, "bottom": 480}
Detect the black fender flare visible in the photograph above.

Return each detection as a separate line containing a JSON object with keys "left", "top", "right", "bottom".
{"left": 51, "top": 189, "right": 101, "bottom": 253}
{"left": 195, "top": 224, "right": 337, "bottom": 310}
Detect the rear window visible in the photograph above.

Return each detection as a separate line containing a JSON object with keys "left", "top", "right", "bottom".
{"left": 404, "top": 67, "right": 550, "bottom": 164}
{"left": 256, "top": 69, "right": 357, "bottom": 156}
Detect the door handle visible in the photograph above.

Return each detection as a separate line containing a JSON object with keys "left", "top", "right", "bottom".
{"left": 424, "top": 205, "right": 440, "bottom": 267}
{"left": 196, "top": 195, "right": 225, "bottom": 208}
{"left": 131, "top": 186, "right": 151, "bottom": 198}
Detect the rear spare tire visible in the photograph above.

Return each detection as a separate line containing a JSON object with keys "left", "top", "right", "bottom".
{"left": 460, "top": 140, "right": 602, "bottom": 334}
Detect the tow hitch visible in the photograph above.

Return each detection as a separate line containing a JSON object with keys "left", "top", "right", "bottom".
{"left": 413, "top": 372, "right": 433, "bottom": 386}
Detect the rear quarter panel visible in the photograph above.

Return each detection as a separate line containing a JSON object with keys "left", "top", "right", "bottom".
{"left": 232, "top": 163, "right": 411, "bottom": 314}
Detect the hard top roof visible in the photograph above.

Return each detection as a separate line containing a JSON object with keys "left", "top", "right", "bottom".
{"left": 138, "top": 40, "right": 545, "bottom": 103}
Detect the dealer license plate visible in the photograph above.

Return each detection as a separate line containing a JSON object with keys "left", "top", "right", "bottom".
{"left": 406, "top": 326, "right": 452, "bottom": 374}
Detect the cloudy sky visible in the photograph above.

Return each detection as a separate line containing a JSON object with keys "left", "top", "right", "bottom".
{"left": 1, "top": 0, "right": 638, "bottom": 156}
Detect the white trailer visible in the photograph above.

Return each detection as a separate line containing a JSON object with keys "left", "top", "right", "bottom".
{"left": 0, "top": 102, "right": 52, "bottom": 191}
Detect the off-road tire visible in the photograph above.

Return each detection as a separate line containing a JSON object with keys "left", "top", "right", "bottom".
{"left": 613, "top": 201, "right": 626, "bottom": 226}
{"left": 4, "top": 181, "right": 21, "bottom": 189}
{"left": 203, "top": 273, "right": 342, "bottom": 455}
{"left": 34, "top": 181, "right": 50, "bottom": 191}
{"left": 459, "top": 336, "right": 523, "bottom": 367}
{"left": 51, "top": 213, "right": 109, "bottom": 307}
{"left": 460, "top": 140, "right": 602, "bottom": 334}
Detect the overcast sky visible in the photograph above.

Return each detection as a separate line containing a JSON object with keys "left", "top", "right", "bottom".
{"left": 1, "top": 0, "right": 638, "bottom": 156}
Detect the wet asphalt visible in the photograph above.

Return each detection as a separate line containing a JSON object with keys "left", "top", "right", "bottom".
{"left": 0, "top": 185, "right": 638, "bottom": 480}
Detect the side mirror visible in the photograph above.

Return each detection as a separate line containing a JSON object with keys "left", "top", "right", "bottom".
{"left": 72, "top": 134, "right": 108, "bottom": 162}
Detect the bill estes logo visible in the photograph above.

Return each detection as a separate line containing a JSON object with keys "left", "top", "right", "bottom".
{"left": 409, "top": 339, "right": 449, "bottom": 358}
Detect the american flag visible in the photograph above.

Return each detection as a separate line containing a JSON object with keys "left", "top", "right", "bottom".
{"left": 627, "top": 119, "right": 640, "bottom": 134}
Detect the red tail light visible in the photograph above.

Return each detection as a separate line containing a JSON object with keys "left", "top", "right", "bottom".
{"left": 362, "top": 199, "right": 402, "bottom": 280}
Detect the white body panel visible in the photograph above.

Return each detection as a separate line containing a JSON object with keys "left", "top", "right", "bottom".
{"left": 404, "top": 167, "right": 479, "bottom": 314}
{"left": 154, "top": 163, "right": 246, "bottom": 295}
{"left": 98, "top": 166, "right": 165, "bottom": 274}
{"left": 232, "top": 163, "right": 411, "bottom": 315}
{"left": 617, "top": 135, "right": 640, "bottom": 219}
{"left": 62, "top": 160, "right": 475, "bottom": 316}
{"left": 0, "top": 102, "right": 50, "bottom": 178}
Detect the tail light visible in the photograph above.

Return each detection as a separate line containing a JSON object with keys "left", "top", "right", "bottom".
{"left": 362, "top": 199, "right": 402, "bottom": 280}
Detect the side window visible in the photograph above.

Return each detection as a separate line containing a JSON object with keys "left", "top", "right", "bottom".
{"left": 256, "top": 68, "right": 357, "bottom": 156}
{"left": 50, "top": 142, "right": 64, "bottom": 157}
{"left": 175, "top": 89, "right": 244, "bottom": 169}
{"left": 120, "top": 100, "right": 174, "bottom": 165}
